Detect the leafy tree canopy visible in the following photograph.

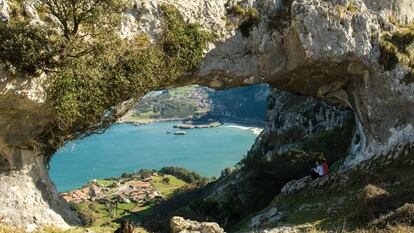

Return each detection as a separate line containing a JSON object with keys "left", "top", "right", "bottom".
{"left": 0, "top": 1, "right": 214, "bottom": 152}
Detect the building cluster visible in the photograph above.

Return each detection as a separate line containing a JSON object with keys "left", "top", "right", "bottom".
{"left": 61, "top": 178, "right": 163, "bottom": 205}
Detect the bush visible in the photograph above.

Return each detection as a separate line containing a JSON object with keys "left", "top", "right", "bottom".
{"left": 78, "top": 212, "right": 96, "bottom": 226}
{"left": 358, "top": 185, "right": 393, "bottom": 220}
{"left": 162, "top": 177, "right": 170, "bottom": 184}
{"left": 379, "top": 24, "right": 414, "bottom": 84}
{"left": 138, "top": 169, "right": 153, "bottom": 179}
{"left": 121, "top": 172, "right": 133, "bottom": 179}
{"left": 0, "top": 21, "right": 61, "bottom": 74}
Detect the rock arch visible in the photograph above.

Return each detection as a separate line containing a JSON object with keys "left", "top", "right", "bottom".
{"left": 0, "top": 0, "right": 414, "bottom": 229}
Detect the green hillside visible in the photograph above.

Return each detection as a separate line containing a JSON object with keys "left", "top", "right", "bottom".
{"left": 122, "top": 84, "right": 269, "bottom": 126}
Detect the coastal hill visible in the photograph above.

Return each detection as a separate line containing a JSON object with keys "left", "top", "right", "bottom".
{"left": 119, "top": 84, "right": 269, "bottom": 126}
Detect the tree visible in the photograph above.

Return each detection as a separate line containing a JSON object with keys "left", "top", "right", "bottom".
{"left": 162, "top": 177, "right": 170, "bottom": 184}
{"left": 44, "top": 0, "right": 125, "bottom": 39}
{"left": 0, "top": 2, "right": 214, "bottom": 152}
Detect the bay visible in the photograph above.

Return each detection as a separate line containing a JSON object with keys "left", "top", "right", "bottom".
{"left": 49, "top": 122, "right": 258, "bottom": 192}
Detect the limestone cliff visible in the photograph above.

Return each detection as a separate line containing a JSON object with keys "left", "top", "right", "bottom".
{"left": 0, "top": 0, "right": 414, "bottom": 230}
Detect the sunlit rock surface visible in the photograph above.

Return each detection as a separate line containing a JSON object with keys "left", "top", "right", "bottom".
{"left": 170, "top": 216, "right": 225, "bottom": 233}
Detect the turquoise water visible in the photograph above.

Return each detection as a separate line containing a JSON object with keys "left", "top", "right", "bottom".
{"left": 49, "top": 122, "right": 258, "bottom": 192}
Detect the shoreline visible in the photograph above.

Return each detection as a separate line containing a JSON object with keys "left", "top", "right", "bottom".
{"left": 118, "top": 115, "right": 264, "bottom": 128}
{"left": 225, "top": 125, "right": 263, "bottom": 135}
{"left": 119, "top": 119, "right": 263, "bottom": 135}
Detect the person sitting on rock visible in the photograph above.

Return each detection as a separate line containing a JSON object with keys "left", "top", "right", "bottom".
{"left": 321, "top": 158, "right": 329, "bottom": 175}
{"left": 114, "top": 219, "right": 135, "bottom": 233}
{"left": 311, "top": 159, "right": 325, "bottom": 179}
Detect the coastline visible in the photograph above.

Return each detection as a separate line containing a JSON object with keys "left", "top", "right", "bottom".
{"left": 225, "top": 125, "right": 263, "bottom": 135}
{"left": 117, "top": 111, "right": 187, "bottom": 125}
{"left": 118, "top": 112, "right": 263, "bottom": 135}
{"left": 119, "top": 118, "right": 263, "bottom": 135}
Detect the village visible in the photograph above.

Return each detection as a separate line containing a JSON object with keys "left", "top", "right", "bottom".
{"left": 60, "top": 170, "right": 189, "bottom": 226}
{"left": 61, "top": 177, "right": 163, "bottom": 205}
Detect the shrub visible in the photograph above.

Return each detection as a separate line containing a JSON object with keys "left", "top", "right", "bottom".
{"left": 226, "top": 4, "right": 260, "bottom": 37}
{"left": 0, "top": 21, "right": 60, "bottom": 74}
{"left": 379, "top": 23, "right": 414, "bottom": 84}
{"left": 162, "top": 177, "right": 170, "bottom": 184}
{"left": 389, "top": 15, "right": 398, "bottom": 25}
{"left": 78, "top": 212, "right": 96, "bottom": 226}
{"left": 227, "top": 4, "right": 246, "bottom": 16}
{"left": 358, "top": 185, "right": 393, "bottom": 220}
{"left": 347, "top": 2, "right": 357, "bottom": 14}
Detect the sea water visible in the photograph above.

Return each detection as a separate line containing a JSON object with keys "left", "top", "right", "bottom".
{"left": 49, "top": 122, "right": 258, "bottom": 192}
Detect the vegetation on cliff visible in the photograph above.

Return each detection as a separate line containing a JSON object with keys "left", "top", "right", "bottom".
{"left": 0, "top": 1, "right": 214, "bottom": 152}
{"left": 225, "top": 2, "right": 260, "bottom": 37}
{"left": 249, "top": 145, "right": 414, "bottom": 233}
{"left": 380, "top": 23, "right": 414, "bottom": 84}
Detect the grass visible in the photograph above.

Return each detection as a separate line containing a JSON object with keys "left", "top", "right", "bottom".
{"left": 151, "top": 175, "right": 187, "bottom": 197}
{"left": 70, "top": 175, "right": 188, "bottom": 228}
{"left": 95, "top": 179, "right": 115, "bottom": 187}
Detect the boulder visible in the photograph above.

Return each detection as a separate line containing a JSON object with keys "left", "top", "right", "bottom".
{"left": 170, "top": 216, "right": 225, "bottom": 233}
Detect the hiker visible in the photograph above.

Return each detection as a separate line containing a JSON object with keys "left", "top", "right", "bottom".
{"left": 114, "top": 220, "right": 135, "bottom": 233}
{"left": 311, "top": 159, "right": 325, "bottom": 179}
{"left": 321, "top": 158, "right": 329, "bottom": 175}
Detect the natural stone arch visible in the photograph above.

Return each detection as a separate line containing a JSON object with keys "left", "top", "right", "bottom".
{"left": 1, "top": 0, "right": 414, "bottom": 229}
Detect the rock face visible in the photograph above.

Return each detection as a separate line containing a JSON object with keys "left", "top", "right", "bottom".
{"left": 0, "top": 0, "right": 9, "bottom": 22}
{"left": 1, "top": 0, "right": 414, "bottom": 229}
{"left": 120, "top": 0, "right": 228, "bottom": 39}
{"left": 252, "top": 88, "right": 351, "bottom": 155}
{"left": 362, "top": 0, "right": 414, "bottom": 24}
{"left": 0, "top": 152, "right": 80, "bottom": 231}
{"left": 170, "top": 216, "right": 225, "bottom": 233}
{"left": 0, "top": 95, "right": 80, "bottom": 230}
{"left": 184, "top": 0, "right": 414, "bottom": 169}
